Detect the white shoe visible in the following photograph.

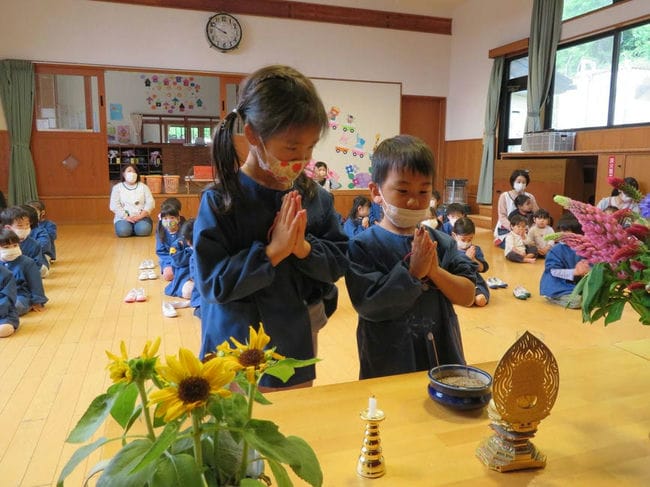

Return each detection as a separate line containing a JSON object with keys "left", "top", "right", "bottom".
{"left": 162, "top": 302, "right": 178, "bottom": 318}
{"left": 146, "top": 269, "right": 158, "bottom": 280}
{"left": 167, "top": 300, "right": 190, "bottom": 309}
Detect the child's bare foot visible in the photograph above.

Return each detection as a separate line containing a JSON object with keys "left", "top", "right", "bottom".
{"left": 474, "top": 294, "right": 488, "bottom": 307}
{"left": 523, "top": 257, "right": 536, "bottom": 263}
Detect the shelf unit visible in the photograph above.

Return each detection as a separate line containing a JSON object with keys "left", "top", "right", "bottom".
{"left": 108, "top": 145, "right": 163, "bottom": 181}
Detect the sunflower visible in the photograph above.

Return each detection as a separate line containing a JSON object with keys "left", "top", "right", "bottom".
{"left": 106, "top": 341, "right": 132, "bottom": 384}
{"left": 217, "top": 323, "right": 285, "bottom": 383}
{"left": 149, "top": 348, "right": 234, "bottom": 422}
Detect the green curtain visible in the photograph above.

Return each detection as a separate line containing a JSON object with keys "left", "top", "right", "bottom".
{"left": 476, "top": 56, "right": 505, "bottom": 204}
{"left": 525, "top": 0, "right": 563, "bottom": 132}
{"left": 0, "top": 59, "right": 38, "bottom": 205}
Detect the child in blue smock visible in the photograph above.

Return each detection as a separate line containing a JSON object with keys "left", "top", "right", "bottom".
{"left": 28, "top": 200, "right": 57, "bottom": 261}
{"left": 345, "top": 135, "right": 476, "bottom": 380}
{"left": 343, "top": 196, "right": 371, "bottom": 238}
{"left": 1, "top": 206, "right": 49, "bottom": 277}
{"left": 0, "top": 264, "right": 18, "bottom": 338}
{"left": 0, "top": 228, "right": 47, "bottom": 316}
{"left": 23, "top": 204, "right": 53, "bottom": 264}
{"left": 452, "top": 217, "right": 490, "bottom": 307}
{"left": 194, "top": 65, "right": 348, "bottom": 389}
{"left": 540, "top": 213, "right": 590, "bottom": 308}
{"left": 155, "top": 201, "right": 183, "bottom": 281}
{"left": 165, "top": 218, "right": 198, "bottom": 303}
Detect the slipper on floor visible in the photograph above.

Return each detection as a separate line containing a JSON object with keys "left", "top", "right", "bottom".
{"left": 513, "top": 286, "right": 531, "bottom": 300}
{"left": 162, "top": 302, "right": 178, "bottom": 318}
{"left": 124, "top": 289, "right": 137, "bottom": 303}
{"left": 135, "top": 288, "right": 147, "bottom": 302}
{"left": 487, "top": 277, "right": 508, "bottom": 289}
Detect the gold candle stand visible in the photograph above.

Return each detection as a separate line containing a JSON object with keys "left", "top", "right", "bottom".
{"left": 357, "top": 408, "right": 386, "bottom": 478}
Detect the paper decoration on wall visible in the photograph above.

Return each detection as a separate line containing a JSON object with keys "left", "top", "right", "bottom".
{"left": 110, "top": 103, "right": 123, "bottom": 121}
{"left": 141, "top": 73, "right": 204, "bottom": 114}
{"left": 107, "top": 125, "right": 117, "bottom": 143}
{"left": 117, "top": 125, "right": 131, "bottom": 144}
{"left": 62, "top": 154, "right": 80, "bottom": 172}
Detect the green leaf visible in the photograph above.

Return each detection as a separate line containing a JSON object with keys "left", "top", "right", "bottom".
{"left": 130, "top": 421, "right": 180, "bottom": 474}
{"left": 96, "top": 439, "right": 155, "bottom": 487}
{"left": 66, "top": 388, "right": 122, "bottom": 443}
{"left": 56, "top": 437, "right": 110, "bottom": 486}
{"left": 604, "top": 300, "right": 625, "bottom": 325}
{"left": 264, "top": 358, "right": 320, "bottom": 383}
{"left": 266, "top": 457, "right": 292, "bottom": 487}
{"left": 110, "top": 381, "right": 139, "bottom": 429}
{"left": 582, "top": 264, "right": 604, "bottom": 312}
{"left": 244, "top": 420, "right": 322, "bottom": 487}
{"left": 151, "top": 453, "right": 204, "bottom": 487}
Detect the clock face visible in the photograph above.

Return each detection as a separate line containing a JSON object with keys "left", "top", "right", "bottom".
{"left": 206, "top": 13, "right": 242, "bottom": 52}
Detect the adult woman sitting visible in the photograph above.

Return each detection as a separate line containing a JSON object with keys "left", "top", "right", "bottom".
{"left": 596, "top": 176, "right": 640, "bottom": 212}
{"left": 109, "top": 164, "right": 155, "bottom": 237}
{"left": 493, "top": 168, "right": 539, "bottom": 247}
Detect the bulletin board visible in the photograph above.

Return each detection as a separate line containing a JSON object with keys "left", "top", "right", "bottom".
{"left": 308, "top": 78, "right": 402, "bottom": 189}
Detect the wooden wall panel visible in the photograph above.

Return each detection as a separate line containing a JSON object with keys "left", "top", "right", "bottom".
{"left": 575, "top": 126, "right": 650, "bottom": 151}
{"left": 442, "top": 138, "right": 483, "bottom": 212}
{"left": 0, "top": 130, "right": 9, "bottom": 197}
{"left": 331, "top": 189, "right": 371, "bottom": 219}
{"left": 31, "top": 133, "right": 108, "bottom": 197}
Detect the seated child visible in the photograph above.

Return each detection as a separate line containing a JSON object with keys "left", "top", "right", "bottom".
{"left": 421, "top": 190, "right": 444, "bottom": 230}
{"left": 540, "top": 213, "right": 590, "bottom": 308}
{"left": 345, "top": 135, "right": 476, "bottom": 380}
{"left": 526, "top": 208, "right": 554, "bottom": 257}
{"left": 507, "top": 194, "right": 535, "bottom": 228}
{"left": 165, "top": 218, "right": 198, "bottom": 301}
{"left": 441, "top": 202, "right": 467, "bottom": 235}
{"left": 343, "top": 196, "right": 371, "bottom": 238}
{"left": 0, "top": 228, "right": 47, "bottom": 315}
{"left": 22, "top": 204, "right": 53, "bottom": 264}
{"left": 504, "top": 214, "right": 537, "bottom": 263}
{"left": 452, "top": 217, "right": 490, "bottom": 307}
{"left": 1, "top": 206, "right": 49, "bottom": 277}
{"left": 0, "top": 264, "right": 18, "bottom": 337}
{"left": 27, "top": 200, "right": 57, "bottom": 261}
{"left": 156, "top": 201, "right": 183, "bottom": 281}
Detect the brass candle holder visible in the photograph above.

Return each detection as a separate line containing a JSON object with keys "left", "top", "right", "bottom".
{"left": 476, "top": 331, "right": 559, "bottom": 472}
{"left": 357, "top": 408, "right": 386, "bottom": 478}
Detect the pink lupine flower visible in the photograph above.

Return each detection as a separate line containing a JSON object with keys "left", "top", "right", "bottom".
{"left": 607, "top": 176, "right": 625, "bottom": 189}
{"left": 626, "top": 281, "right": 646, "bottom": 291}
{"left": 625, "top": 223, "right": 650, "bottom": 240}
{"left": 629, "top": 260, "right": 647, "bottom": 272}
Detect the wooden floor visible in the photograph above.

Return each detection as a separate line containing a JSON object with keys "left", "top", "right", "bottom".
{"left": 1, "top": 224, "right": 648, "bottom": 486}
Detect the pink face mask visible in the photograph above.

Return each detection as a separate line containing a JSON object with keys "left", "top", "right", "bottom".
{"left": 257, "top": 142, "right": 308, "bottom": 187}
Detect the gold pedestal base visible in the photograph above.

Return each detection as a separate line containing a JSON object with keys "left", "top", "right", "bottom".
{"left": 357, "top": 409, "right": 386, "bottom": 478}
{"left": 476, "top": 432, "right": 546, "bottom": 472}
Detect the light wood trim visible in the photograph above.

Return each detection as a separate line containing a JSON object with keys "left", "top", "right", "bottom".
{"left": 93, "top": 0, "right": 452, "bottom": 35}
{"left": 489, "top": 38, "right": 529, "bottom": 59}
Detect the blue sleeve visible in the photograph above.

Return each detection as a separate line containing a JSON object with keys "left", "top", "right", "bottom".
{"left": 24, "top": 259, "right": 48, "bottom": 305}
{"left": 42, "top": 220, "right": 58, "bottom": 240}
{"left": 194, "top": 191, "right": 277, "bottom": 304}
{"left": 0, "top": 268, "right": 17, "bottom": 324}
{"left": 343, "top": 218, "right": 363, "bottom": 238}
{"left": 156, "top": 230, "right": 175, "bottom": 268}
{"left": 474, "top": 245, "right": 489, "bottom": 273}
{"left": 345, "top": 237, "right": 424, "bottom": 322}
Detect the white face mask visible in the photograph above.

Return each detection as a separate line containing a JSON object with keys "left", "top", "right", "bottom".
{"left": 12, "top": 228, "right": 31, "bottom": 240}
{"left": 513, "top": 182, "right": 526, "bottom": 193}
{"left": 620, "top": 193, "right": 632, "bottom": 203}
{"left": 0, "top": 246, "right": 21, "bottom": 262}
{"left": 447, "top": 216, "right": 458, "bottom": 228}
{"left": 456, "top": 239, "right": 471, "bottom": 250}
{"left": 378, "top": 188, "right": 429, "bottom": 229}
{"left": 257, "top": 142, "right": 308, "bottom": 188}
{"left": 124, "top": 172, "right": 138, "bottom": 184}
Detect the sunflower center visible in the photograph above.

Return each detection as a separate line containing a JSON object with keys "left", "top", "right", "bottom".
{"left": 178, "top": 376, "right": 211, "bottom": 403}
{"left": 239, "top": 349, "right": 265, "bottom": 367}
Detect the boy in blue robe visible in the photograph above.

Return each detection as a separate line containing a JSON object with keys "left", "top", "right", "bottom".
{"left": 345, "top": 135, "right": 476, "bottom": 380}
{"left": 0, "top": 264, "right": 18, "bottom": 337}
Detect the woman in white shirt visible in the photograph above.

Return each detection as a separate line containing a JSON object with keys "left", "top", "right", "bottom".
{"left": 493, "top": 169, "right": 539, "bottom": 248}
{"left": 596, "top": 177, "right": 640, "bottom": 213}
{"left": 109, "top": 164, "right": 155, "bottom": 237}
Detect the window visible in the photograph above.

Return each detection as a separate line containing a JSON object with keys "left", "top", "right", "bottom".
{"left": 500, "top": 56, "right": 529, "bottom": 152}
{"left": 141, "top": 114, "right": 219, "bottom": 144}
{"left": 562, "top": 0, "right": 613, "bottom": 21}
{"left": 614, "top": 23, "right": 650, "bottom": 125}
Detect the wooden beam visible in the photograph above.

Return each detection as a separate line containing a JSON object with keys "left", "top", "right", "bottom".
{"left": 92, "top": 0, "right": 452, "bottom": 35}
{"left": 488, "top": 38, "right": 528, "bottom": 59}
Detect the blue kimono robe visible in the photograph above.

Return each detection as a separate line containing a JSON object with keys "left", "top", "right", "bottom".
{"left": 540, "top": 242, "right": 582, "bottom": 298}
{"left": 156, "top": 228, "right": 180, "bottom": 271}
{"left": 40, "top": 220, "right": 58, "bottom": 260}
{"left": 194, "top": 173, "right": 349, "bottom": 387}
{"left": 30, "top": 226, "right": 53, "bottom": 260}
{"left": 0, "top": 264, "right": 18, "bottom": 328}
{"left": 20, "top": 236, "right": 49, "bottom": 270}
{"left": 457, "top": 244, "right": 490, "bottom": 302}
{"left": 346, "top": 226, "right": 475, "bottom": 380}
{"left": 164, "top": 240, "right": 193, "bottom": 298}
{"left": 343, "top": 217, "right": 366, "bottom": 238}
{"left": 2, "top": 255, "right": 47, "bottom": 315}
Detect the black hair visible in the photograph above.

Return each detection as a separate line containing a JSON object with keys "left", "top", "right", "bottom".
{"left": 348, "top": 196, "right": 370, "bottom": 220}
{"left": 604, "top": 205, "right": 619, "bottom": 213}
{"left": 509, "top": 169, "right": 530, "bottom": 187}
{"left": 0, "top": 227, "right": 20, "bottom": 246}
{"left": 26, "top": 200, "right": 45, "bottom": 213}
{"left": 557, "top": 213, "right": 583, "bottom": 234}
{"left": 0, "top": 191, "right": 6, "bottom": 211}
{"left": 509, "top": 213, "right": 528, "bottom": 227}
{"left": 120, "top": 164, "right": 141, "bottom": 183}
{"left": 0, "top": 206, "right": 30, "bottom": 226}
{"left": 211, "top": 65, "right": 329, "bottom": 213}
{"left": 371, "top": 135, "right": 434, "bottom": 187}
{"left": 162, "top": 197, "right": 182, "bottom": 213}
{"left": 445, "top": 202, "right": 466, "bottom": 217}
{"left": 453, "top": 217, "right": 475, "bottom": 236}
{"left": 431, "top": 189, "right": 441, "bottom": 201}
{"left": 20, "top": 204, "right": 39, "bottom": 229}
{"left": 314, "top": 161, "right": 328, "bottom": 170}
{"left": 513, "top": 194, "right": 532, "bottom": 209}
{"left": 533, "top": 208, "right": 550, "bottom": 219}
{"left": 180, "top": 218, "right": 195, "bottom": 244}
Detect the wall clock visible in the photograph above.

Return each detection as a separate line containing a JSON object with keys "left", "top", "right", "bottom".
{"left": 206, "top": 12, "right": 242, "bottom": 52}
